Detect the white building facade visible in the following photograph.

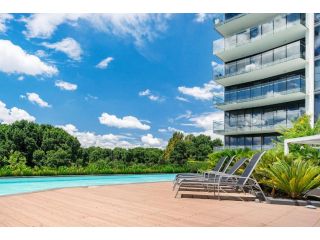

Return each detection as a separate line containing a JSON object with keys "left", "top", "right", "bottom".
{"left": 213, "top": 13, "right": 320, "bottom": 150}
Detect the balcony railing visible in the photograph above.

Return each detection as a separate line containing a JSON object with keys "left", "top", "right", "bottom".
{"left": 216, "top": 75, "right": 305, "bottom": 106}
{"left": 214, "top": 40, "right": 305, "bottom": 80}
{"left": 214, "top": 145, "right": 274, "bottom": 151}
{"left": 213, "top": 13, "right": 305, "bottom": 53}
{"left": 214, "top": 13, "right": 246, "bottom": 27}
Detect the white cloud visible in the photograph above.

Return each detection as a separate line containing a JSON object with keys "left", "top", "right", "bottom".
{"left": 85, "top": 94, "right": 98, "bottom": 101}
{"left": 138, "top": 89, "right": 163, "bottom": 102}
{"left": 194, "top": 13, "right": 220, "bottom": 23}
{"left": 176, "top": 110, "right": 192, "bottom": 120}
{"left": 26, "top": 92, "right": 51, "bottom": 108}
{"left": 18, "top": 76, "right": 24, "bottom": 81}
{"left": 96, "top": 57, "right": 114, "bottom": 69}
{"left": 141, "top": 133, "right": 165, "bottom": 147}
{"left": 99, "top": 112, "right": 150, "bottom": 130}
{"left": 182, "top": 111, "right": 224, "bottom": 140}
{"left": 23, "top": 14, "right": 172, "bottom": 47}
{"left": 42, "top": 37, "right": 82, "bottom": 61}
{"left": 175, "top": 96, "right": 190, "bottom": 102}
{"left": 0, "top": 40, "right": 58, "bottom": 76}
{"left": 34, "top": 49, "right": 48, "bottom": 58}
{"left": 178, "top": 79, "right": 223, "bottom": 101}
{"left": 0, "top": 100, "right": 35, "bottom": 124}
{"left": 57, "top": 124, "right": 136, "bottom": 148}
{"left": 55, "top": 80, "right": 78, "bottom": 91}
{"left": 0, "top": 14, "right": 13, "bottom": 33}
{"left": 158, "top": 127, "right": 185, "bottom": 134}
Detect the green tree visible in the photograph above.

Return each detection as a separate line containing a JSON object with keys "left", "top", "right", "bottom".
{"left": 32, "top": 149, "right": 46, "bottom": 166}
{"left": 170, "top": 141, "right": 188, "bottom": 165}
{"left": 45, "top": 149, "right": 72, "bottom": 168}
{"left": 8, "top": 151, "right": 27, "bottom": 170}
{"left": 163, "top": 132, "right": 184, "bottom": 161}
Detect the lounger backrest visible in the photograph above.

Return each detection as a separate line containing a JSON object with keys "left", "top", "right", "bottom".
{"left": 226, "top": 157, "right": 248, "bottom": 175}
{"left": 237, "top": 151, "right": 266, "bottom": 186}
{"left": 221, "top": 155, "right": 236, "bottom": 173}
{"left": 213, "top": 156, "right": 228, "bottom": 172}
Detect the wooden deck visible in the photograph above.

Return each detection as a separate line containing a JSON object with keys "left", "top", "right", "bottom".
{"left": 0, "top": 182, "right": 319, "bottom": 227}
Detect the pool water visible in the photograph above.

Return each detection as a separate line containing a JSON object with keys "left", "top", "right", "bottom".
{"left": 0, "top": 174, "right": 175, "bottom": 196}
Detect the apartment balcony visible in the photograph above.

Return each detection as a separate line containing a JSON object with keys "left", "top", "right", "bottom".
{"left": 214, "top": 13, "right": 279, "bottom": 37}
{"left": 213, "top": 121, "right": 289, "bottom": 136}
{"left": 214, "top": 145, "right": 274, "bottom": 151}
{"left": 213, "top": 13, "right": 306, "bottom": 62}
{"left": 214, "top": 41, "right": 306, "bottom": 87}
{"left": 216, "top": 75, "right": 305, "bottom": 111}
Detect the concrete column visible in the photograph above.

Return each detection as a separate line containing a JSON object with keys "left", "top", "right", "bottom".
{"left": 305, "top": 13, "right": 315, "bottom": 127}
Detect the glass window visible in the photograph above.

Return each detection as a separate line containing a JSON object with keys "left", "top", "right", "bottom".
{"left": 225, "top": 35, "right": 236, "bottom": 49}
{"left": 237, "top": 112, "right": 245, "bottom": 129}
{"left": 287, "top": 41, "right": 301, "bottom": 58}
{"left": 262, "top": 21, "right": 273, "bottom": 35}
{"left": 226, "top": 62, "right": 237, "bottom": 75}
{"left": 245, "top": 137, "right": 252, "bottom": 148}
{"left": 287, "top": 13, "right": 300, "bottom": 26}
{"left": 225, "top": 136, "right": 230, "bottom": 147}
{"left": 316, "top": 60, "right": 320, "bottom": 92}
{"left": 237, "top": 137, "right": 245, "bottom": 147}
{"left": 262, "top": 50, "right": 273, "bottom": 66}
{"left": 274, "top": 79, "right": 287, "bottom": 94}
{"left": 274, "top": 15, "right": 286, "bottom": 32}
{"left": 236, "top": 59, "right": 247, "bottom": 73}
{"left": 315, "top": 13, "right": 320, "bottom": 23}
{"left": 315, "top": 94, "right": 320, "bottom": 122}
{"left": 250, "top": 26, "right": 261, "bottom": 40}
{"left": 261, "top": 82, "right": 273, "bottom": 97}
{"left": 274, "top": 107, "right": 286, "bottom": 127}
{"left": 252, "top": 136, "right": 262, "bottom": 147}
{"left": 274, "top": 46, "right": 286, "bottom": 62}
{"left": 237, "top": 30, "right": 250, "bottom": 46}
{"left": 244, "top": 110, "right": 252, "bottom": 129}
{"left": 263, "top": 136, "right": 273, "bottom": 146}
{"left": 251, "top": 84, "right": 262, "bottom": 98}
{"left": 250, "top": 55, "right": 261, "bottom": 70}
{"left": 287, "top": 76, "right": 302, "bottom": 92}
{"left": 287, "top": 103, "right": 300, "bottom": 127}
{"left": 263, "top": 108, "right": 274, "bottom": 127}
{"left": 230, "top": 137, "right": 237, "bottom": 147}
{"left": 315, "top": 26, "right": 320, "bottom": 57}
{"left": 224, "top": 112, "right": 230, "bottom": 129}
{"left": 252, "top": 109, "right": 262, "bottom": 128}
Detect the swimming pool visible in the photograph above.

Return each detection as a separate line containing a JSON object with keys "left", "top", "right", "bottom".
{"left": 0, "top": 174, "right": 175, "bottom": 196}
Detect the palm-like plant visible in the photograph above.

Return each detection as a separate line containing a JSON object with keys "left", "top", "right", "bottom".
{"left": 263, "top": 158, "right": 320, "bottom": 199}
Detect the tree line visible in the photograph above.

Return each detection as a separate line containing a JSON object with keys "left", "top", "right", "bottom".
{"left": 0, "top": 120, "right": 222, "bottom": 170}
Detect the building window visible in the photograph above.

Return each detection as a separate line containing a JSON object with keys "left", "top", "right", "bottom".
{"left": 315, "top": 26, "right": 320, "bottom": 57}
{"left": 315, "top": 13, "right": 320, "bottom": 24}
{"left": 316, "top": 60, "right": 320, "bottom": 92}
{"left": 316, "top": 94, "right": 320, "bottom": 122}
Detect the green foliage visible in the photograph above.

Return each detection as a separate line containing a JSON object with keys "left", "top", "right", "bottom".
{"left": 262, "top": 158, "right": 320, "bottom": 199}
{"left": 7, "top": 151, "right": 27, "bottom": 170}
{"left": 163, "top": 132, "right": 184, "bottom": 161}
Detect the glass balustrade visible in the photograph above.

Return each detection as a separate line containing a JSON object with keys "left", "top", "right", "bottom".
{"left": 218, "top": 75, "right": 305, "bottom": 106}
{"left": 214, "top": 40, "right": 305, "bottom": 79}
{"left": 213, "top": 13, "right": 305, "bottom": 53}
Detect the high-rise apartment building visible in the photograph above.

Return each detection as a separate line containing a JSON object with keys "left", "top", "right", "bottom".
{"left": 213, "top": 13, "right": 320, "bottom": 150}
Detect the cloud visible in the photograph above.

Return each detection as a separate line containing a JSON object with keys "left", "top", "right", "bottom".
{"left": 23, "top": 14, "right": 172, "bottom": 47}
{"left": 138, "top": 89, "right": 164, "bottom": 102}
{"left": 57, "top": 124, "right": 136, "bottom": 148}
{"left": 141, "top": 133, "right": 165, "bottom": 147}
{"left": 181, "top": 111, "right": 224, "bottom": 140}
{"left": 175, "top": 110, "right": 192, "bottom": 120}
{"left": 178, "top": 79, "right": 223, "bottom": 101}
{"left": 211, "top": 61, "right": 224, "bottom": 77}
{"left": 0, "top": 39, "right": 58, "bottom": 76}
{"left": 96, "top": 57, "right": 114, "bottom": 69}
{"left": 175, "top": 96, "right": 190, "bottom": 102}
{"left": 34, "top": 49, "right": 48, "bottom": 58}
{"left": 55, "top": 80, "right": 78, "bottom": 91}
{"left": 194, "top": 13, "right": 220, "bottom": 23}
{"left": 18, "top": 76, "right": 24, "bottom": 81}
{"left": 99, "top": 112, "right": 150, "bottom": 130}
{"left": 0, "top": 100, "right": 35, "bottom": 124}
{"left": 0, "top": 14, "right": 13, "bottom": 33}
{"left": 85, "top": 94, "right": 98, "bottom": 101}
{"left": 158, "top": 127, "right": 185, "bottom": 134}
{"left": 42, "top": 37, "right": 82, "bottom": 61}
{"left": 26, "top": 92, "right": 51, "bottom": 108}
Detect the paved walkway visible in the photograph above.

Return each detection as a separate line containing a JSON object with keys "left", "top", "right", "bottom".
{"left": 0, "top": 182, "right": 319, "bottom": 226}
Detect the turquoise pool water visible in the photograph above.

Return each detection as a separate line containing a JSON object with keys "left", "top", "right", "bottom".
{"left": 0, "top": 174, "right": 175, "bottom": 196}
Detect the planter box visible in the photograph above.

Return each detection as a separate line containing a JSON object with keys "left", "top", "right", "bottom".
{"left": 266, "top": 197, "right": 320, "bottom": 207}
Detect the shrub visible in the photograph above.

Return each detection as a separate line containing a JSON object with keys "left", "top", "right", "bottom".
{"left": 262, "top": 158, "right": 320, "bottom": 199}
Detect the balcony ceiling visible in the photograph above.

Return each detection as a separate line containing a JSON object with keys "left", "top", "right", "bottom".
{"left": 215, "top": 13, "right": 279, "bottom": 37}
{"left": 215, "top": 23, "right": 307, "bottom": 62}
{"left": 215, "top": 57, "right": 306, "bottom": 87}
{"left": 216, "top": 91, "right": 305, "bottom": 111}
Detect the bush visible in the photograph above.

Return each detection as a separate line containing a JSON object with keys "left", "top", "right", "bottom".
{"left": 262, "top": 158, "right": 320, "bottom": 199}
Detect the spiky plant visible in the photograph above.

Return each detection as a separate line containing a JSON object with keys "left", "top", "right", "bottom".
{"left": 263, "top": 159, "right": 320, "bottom": 199}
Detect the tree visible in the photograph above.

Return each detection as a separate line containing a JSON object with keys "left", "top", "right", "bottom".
{"left": 163, "top": 132, "right": 184, "bottom": 161}
{"left": 8, "top": 151, "right": 27, "bottom": 170}
{"left": 32, "top": 149, "right": 46, "bottom": 167}
{"left": 45, "top": 149, "right": 72, "bottom": 168}
{"left": 170, "top": 141, "right": 188, "bottom": 165}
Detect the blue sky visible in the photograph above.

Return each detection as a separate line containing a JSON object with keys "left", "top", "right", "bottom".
{"left": 0, "top": 13, "right": 224, "bottom": 148}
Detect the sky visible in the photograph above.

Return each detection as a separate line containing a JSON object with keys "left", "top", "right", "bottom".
{"left": 0, "top": 13, "right": 224, "bottom": 148}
